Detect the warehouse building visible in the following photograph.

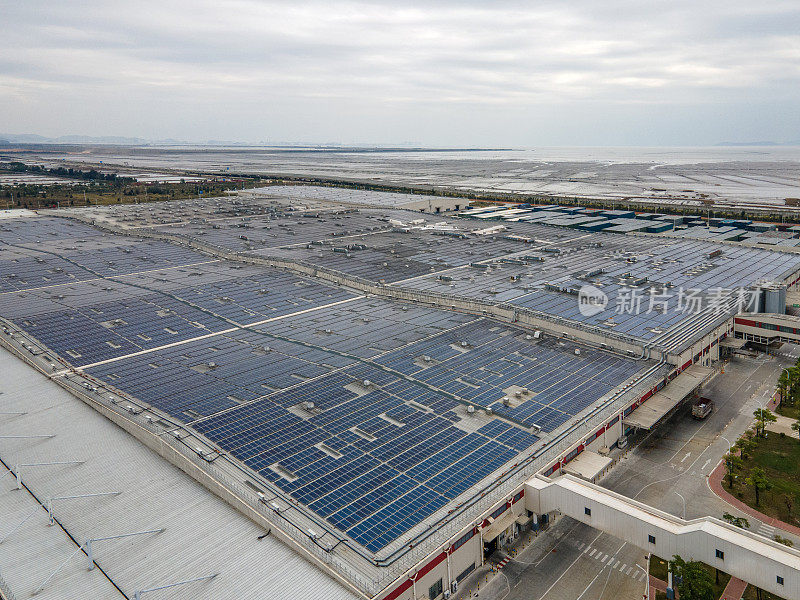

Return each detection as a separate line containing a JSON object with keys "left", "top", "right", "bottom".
{"left": 1, "top": 187, "right": 799, "bottom": 599}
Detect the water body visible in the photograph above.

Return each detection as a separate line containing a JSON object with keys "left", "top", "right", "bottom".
{"left": 34, "top": 145, "right": 800, "bottom": 207}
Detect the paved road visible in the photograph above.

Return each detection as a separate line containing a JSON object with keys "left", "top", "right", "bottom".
{"left": 467, "top": 352, "right": 794, "bottom": 600}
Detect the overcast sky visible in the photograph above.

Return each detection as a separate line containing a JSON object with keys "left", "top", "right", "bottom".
{"left": 2, "top": 0, "right": 799, "bottom": 146}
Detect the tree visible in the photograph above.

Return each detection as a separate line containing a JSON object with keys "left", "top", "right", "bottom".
{"left": 723, "top": 452, "right": 743, "bottom": 489}
{"left": 671, "top": 555, "right": 714, "bottom": 600}
{"left": 788, "top": 366, "right": 800, "bottom": 407}
{"left": 745, "top": 467, "right": 773, "bottom": 506}
{"left": 778, "top": 369, "right": 789, "bottom": 407}
{"left": 792, "top": 420, "right": 800, "bottom": 441}
{"left": 722, "top": 512, "right": 750, "bottom": 529}
{"left": 753, "top": 408, "right": 777, "bottom": 437}
{"left": 774, "top": 534, "right": 794, "bottom": 547}
{"left": 734, "top": 435, "right": 755, "bottom": 460}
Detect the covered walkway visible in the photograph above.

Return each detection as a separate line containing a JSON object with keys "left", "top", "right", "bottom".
{"left": 524, "top": 474, "right": 800, "bottom": 598}
{"left": 624, "top": 364, "right": 716, "bottom": 429}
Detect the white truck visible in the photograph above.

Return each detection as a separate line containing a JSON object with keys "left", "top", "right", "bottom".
{"left": 691, "top": 397, "right": 714, "bottom": 420}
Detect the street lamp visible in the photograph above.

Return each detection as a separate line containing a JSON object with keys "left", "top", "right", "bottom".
{"left": 637, "top": 564, "right": 650, "bottom": 600}
{"left": 674, "top": 492, "right": 686, "bottom": 520}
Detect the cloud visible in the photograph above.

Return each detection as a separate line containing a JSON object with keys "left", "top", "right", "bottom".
{"left": 1, "top": 0, "right": 799, "bottom": 144}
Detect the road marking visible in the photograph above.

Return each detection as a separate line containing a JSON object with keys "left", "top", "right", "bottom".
{"left": 620, "top": 563, "right": 626, "bottom": 572}
{"left": 601, "top": 554, "right": 608, "bottom": 563}
{"left": 758, "top": 523, "right": 776, "bottom": 538}
{"left": 589, "top": 549, "right": 597, "bottom": 557}
{"left": 613, "top": 560, "right": 620, "bottom": 569}
{"left": 681, "top": 452, "right": 691, "bottom": 463}
{"left": 702, "top": 459, "right": 711, "bottom": 471}
{"left": 539, "top": 531, "right": 604, "bottom": 600}
{"left": 578, "top": 542, "right": 585, "bottom": 550}
{"left": 625, "top": 566, "right": 633, "bottom": 575}
{"left": 583, "top": 545, "right": 590, "bottom": 554}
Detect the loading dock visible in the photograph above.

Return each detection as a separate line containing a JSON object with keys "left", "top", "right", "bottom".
{"left": 624, "top": 364, "right": 716, "bottom": 430}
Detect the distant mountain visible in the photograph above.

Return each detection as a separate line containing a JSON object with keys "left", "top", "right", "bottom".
{"left": 0, "top": 133, "right": 50, "bottom": 143}
{"left": 54, "top": 134, "right": 149, "bottom": 144}
{"left": 0, "top": 133, "right": 177, "bottom": 145}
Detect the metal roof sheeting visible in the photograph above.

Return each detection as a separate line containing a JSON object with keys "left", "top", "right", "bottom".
{"left": 0, "top": 348, "right": 361, "bottom": 600}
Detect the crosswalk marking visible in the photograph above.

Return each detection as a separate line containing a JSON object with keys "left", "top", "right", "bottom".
{"left": 577, "top": 546, "right": 646, "bottom": 582}
{"left": 578, "top": 542, "right": 585, "bottom": 550}
{"left": 757, "top": 523, "right": 776, "bottom": 538}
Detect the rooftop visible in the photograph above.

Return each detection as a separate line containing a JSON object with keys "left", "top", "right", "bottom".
{"left": 0, "top": 347, "right": 361, "bottom": 600}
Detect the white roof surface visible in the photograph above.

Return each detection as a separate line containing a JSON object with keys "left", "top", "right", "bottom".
{"left": 0, "top": 347, "right": 362, "bottom": 600}
{"left": 563, "top": 450, "right": 612, "bottom": 481}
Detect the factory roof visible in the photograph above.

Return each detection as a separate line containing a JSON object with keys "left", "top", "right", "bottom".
{"left": 0, "top": 347, "right": 361, "bottom": 600}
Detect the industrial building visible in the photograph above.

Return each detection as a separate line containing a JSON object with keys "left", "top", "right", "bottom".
{"left": 1, "top": 185, "right": 799, "bottom": 599}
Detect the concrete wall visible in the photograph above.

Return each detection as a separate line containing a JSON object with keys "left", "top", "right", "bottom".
{"left": 402, "top": 198, "right": 466, "bottom": 213}
{"left": 375, "top": 496, "right": 528, "bottom": 600}
{"left": 735, "top": 313, "right": 800, "bottom": 345}
{"left": 670, "top": 319, "right": 731, "bottom": 369}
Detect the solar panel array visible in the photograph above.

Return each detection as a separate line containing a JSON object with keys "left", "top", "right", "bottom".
{"left": 5, "top": 195, "right": 781, "bottom": 555}
{"left": 0, "top": 240, "right": 356, "bottom": 367}
{"left": 82, "top": 298, "right": 653, "bottom": 553}
{"left": 372, "top": 322, "right": 640, "bottom": 429}
{"left": 70, "top": 191, "right": 800, "bottom": 349}
{"left": 263, "top": 185, "right": 429, "bottom": 208}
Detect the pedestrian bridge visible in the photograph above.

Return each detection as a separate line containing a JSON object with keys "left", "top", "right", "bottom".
{"left": 524, "top": 474, "right": 800, "bottom": 598}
